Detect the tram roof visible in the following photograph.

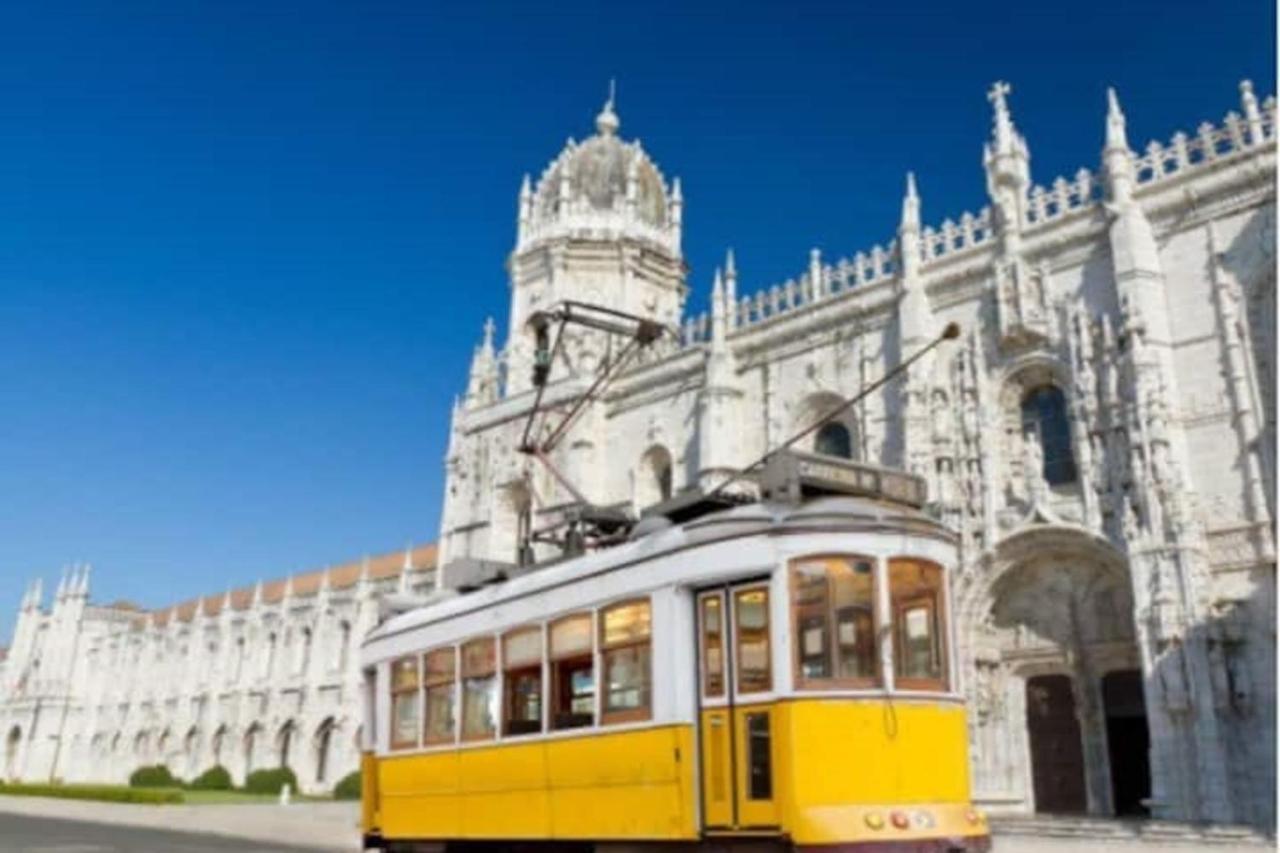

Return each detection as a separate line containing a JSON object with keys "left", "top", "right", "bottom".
{"left": 365, "top": 493, "right": 953, "bottom": 648}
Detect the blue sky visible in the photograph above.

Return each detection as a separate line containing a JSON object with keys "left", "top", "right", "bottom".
{"left": 0, "top": 1, "right": 1272, "bottom": 639}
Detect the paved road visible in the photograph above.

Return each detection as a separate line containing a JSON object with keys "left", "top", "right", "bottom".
{"left": 0, "top": 812, "right": 328, "bottom": 853}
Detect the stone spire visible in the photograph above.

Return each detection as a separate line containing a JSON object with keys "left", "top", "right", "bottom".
{"left": 698, "top": 266, "right": 743, "bottom": 491}
{"left": 465, "top": 317, "right": 499, "bottom": 408}
{"left": 899, "top": 172, "right": 922, "bottom": 279}
{"left": 983, "top": 80, "right": 1031, "bottom": 244}
{"left": 724, "top": 249, "right": 738, "bottom": 316}
{"left": 1102, "top": 87, "right": 1136, "bottom": 206}
{"left": 710, "top": 267, "right": 727, "bottom": 343}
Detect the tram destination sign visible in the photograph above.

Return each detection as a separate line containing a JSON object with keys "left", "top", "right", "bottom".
{"left": 762, "top": 450, "right": 928, "bottom": 508}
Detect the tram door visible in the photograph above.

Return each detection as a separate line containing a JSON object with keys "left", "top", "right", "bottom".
{"left": 696, "top": 583, "right": 779, "bottom": 833}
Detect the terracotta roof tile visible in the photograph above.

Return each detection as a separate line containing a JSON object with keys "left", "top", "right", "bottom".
{"left": 103, "top": 543, "right": 436, "bottom": 625}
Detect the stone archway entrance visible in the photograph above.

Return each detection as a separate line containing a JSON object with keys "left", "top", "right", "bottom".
{"left": 962, "top": 527, "right": 1150, "bottom": 818}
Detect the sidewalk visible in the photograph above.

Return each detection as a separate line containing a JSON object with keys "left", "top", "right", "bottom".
{"left": 0, "top": 795, "right": 361, "bottom": 851}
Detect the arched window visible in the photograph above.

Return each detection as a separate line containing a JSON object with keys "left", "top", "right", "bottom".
{"left": 636, "top": 445, "right": 674, "bottom": 510}
{"left": 5, "top": 726, "right": 20, "bottom": 779}
{"left": 211, "top": 726, "right": 226, "bottom": 765}
{"left": 298, "top": 628, "right": 313, "bottom": 676}
{"left": 1020, "top": 385, "right": 1077, "bottom": 485}
{"left": 265, "top": 633, "right": 277, "bottom": 679}
{"left": 278, "top": 721, "right": 296, "bottom": 769}
{"left": 337, "top": 621, "right": 351, "bottom": 673}
{"left": 243, "top": 724, "right": 260, "bottom": 774}
{"left": 314, "top": 718, "right": 335, "bottom": 784}
{"left": 183, "top": 727, "right": 199, "bottom": 776}
{"left": 814, "top": 422, "right": 853, "bottom": 459}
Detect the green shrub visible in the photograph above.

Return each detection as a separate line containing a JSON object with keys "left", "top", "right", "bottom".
{"left": 242, "top": 766, "right": 298, "bottom": 795}
{"left": 0, "top": 782, "right": 182, "bottom": 804}
{"left": 128, "top": 764, "right": 180, "bottom": 788}
{"left": 188, "top": 765, "right": 233, "bottom": 791}
{"left": 332, "top": 770, "right": 361, "bottom": 800}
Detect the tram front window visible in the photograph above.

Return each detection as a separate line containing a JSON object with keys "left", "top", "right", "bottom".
{"left": 550, "top": 614, "right": 594, "bottom": 729}
{"left": 735, "top": 588, "right": 772, "bottom": 693}
{"left": 503, "top": 628, "right": 543, "bottom": 736}
{"left": 390, "top": 656, "right": 420, "bottom": 749}
{"left": 461, "top": 638, "right": 497, "bottom": 740}
{"left": 791, "top": 556, "right": 878, "bottom": 688}
{"left": 601, "top": 600, "right": 652, "bottom": 723}
{"left": 889, "top": 558, "right": 947, "bottom": 691}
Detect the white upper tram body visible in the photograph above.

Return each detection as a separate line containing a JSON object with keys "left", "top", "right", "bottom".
{"left": 359, "top": 457, "right": 960, "bottom": 759}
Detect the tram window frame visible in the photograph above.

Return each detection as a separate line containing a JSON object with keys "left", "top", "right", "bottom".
{"left": 789, "top": 555, "right": 881, "bottom": 690}
{"left": 460, "top": 637, "right": 498, "bottom": 742}
{"left": 549, "top": 612, "right": 596, "bottom": 730}
{"left": 502, "top": 627, "right": 544, "bottom": 737}
{"left": 888, "top": 558, "right": 948, "bottom": 692}
{"left": 389, "top": 655, "right": 421, "bottom": 750}
{"left": 599, "top": 598, "right": 652, "bottom": 725}
{"left": 422, "top": 646, "right": 457, "bottom": 746}
{"left": 733, "top": 586, "right": 772, "bottom": 694}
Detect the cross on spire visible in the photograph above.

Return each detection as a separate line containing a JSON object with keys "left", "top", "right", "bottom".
{"left": 987, "top": 80, "right": 1011, "bottom": 110}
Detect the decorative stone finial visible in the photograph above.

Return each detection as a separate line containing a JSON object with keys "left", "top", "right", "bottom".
{"left": 595, "top": 79, "right": 620, "bottom": 136}
{"left": 482, "top": 317, "right": 496, "bottom": 352}
{"left": 901, "top": 172, "right": 921, "bottom": 233}
{"left": 988, "top": 81, "right": 1015, "bottom": 149}
{"left": 724, "top": 248, "right": 736, "bottom": 280}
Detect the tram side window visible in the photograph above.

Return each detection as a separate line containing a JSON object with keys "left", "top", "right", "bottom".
{"left": 600, "top": 599, "right": 652, "bottom": 724}
{"left": 889, "top": 558, "right": 947, "bottom": 691}
{"left": 503, "top": 628, "right": 543, "bottom": 736}
{"left": 790, "top": 556, "right": 879, "bottom": 689}
{"left": 460, "top": 638, "right": 497, "bottom": 740}
{"left": 550, "top": 613, "right": 594, "bottom": 729}
{"left": 390, "top": 656, "right": 420, "bottom": 750}
{"left": 423, "top": 647, "right": 456, "bottom": 745}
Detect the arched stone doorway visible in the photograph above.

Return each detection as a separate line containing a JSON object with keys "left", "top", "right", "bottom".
{"left": 960, "top": 526, "right": 1149, "bottom": 817}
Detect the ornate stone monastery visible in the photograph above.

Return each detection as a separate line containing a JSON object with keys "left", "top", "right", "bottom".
{"left": 438, "top": 83, "right": 1276, "bottom": 826}
{"left": 1, "top": 79, "right": 1275, "bottom": 825}
{"left": 1, "top": 546, "right": 436, "bottom": 794}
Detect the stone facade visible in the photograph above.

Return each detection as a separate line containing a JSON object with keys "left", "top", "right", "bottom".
{"left": 0, "top": 546, "right": 436, "bottom": 794}
{"left": 438, "top": 84, "right": 1277, "bottom": 827}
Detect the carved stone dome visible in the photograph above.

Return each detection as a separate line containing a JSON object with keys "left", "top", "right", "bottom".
{"left": 517, "top": 95, "right": 681, "bottom": 253}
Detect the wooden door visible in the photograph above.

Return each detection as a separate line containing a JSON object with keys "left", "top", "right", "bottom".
{"left": 1026, "top": 674, "right": 1087, "bottom": 814}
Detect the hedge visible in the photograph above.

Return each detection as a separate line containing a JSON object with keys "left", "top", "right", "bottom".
{"left": 332, "top": 770, "right": 361, "bottom": 800}
{"left": 243, "top": 766, "right": 298, "bottom": 795}
{"left": 129, "top": 765, "right": 180, "bottom": 788}
{"left": 0, "top": 782, "right": 182, "bottom": 804}
{"left": 188, "top": 765, "right": 233, "bottom": 791}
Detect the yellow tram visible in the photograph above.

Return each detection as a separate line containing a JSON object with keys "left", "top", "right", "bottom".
{"left": 358, "top": 453, "right": 990, "bottom": 852}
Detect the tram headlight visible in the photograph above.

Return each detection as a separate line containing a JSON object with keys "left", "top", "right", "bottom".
{"left": 912, "top": 809, "right": 935, "bottom": 829}
{"left": 965, "top": 807, "right": 985, "bottom": 825}
{"left": 864, "top": 812, "right": 885, "bottom": 830}
{"left": 890, "top": 810, "right": 910, "bottom": 829}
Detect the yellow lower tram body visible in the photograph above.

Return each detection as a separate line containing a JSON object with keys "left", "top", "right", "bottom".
{"left": 363, "top": 699, "right": 991, "bottom": 852}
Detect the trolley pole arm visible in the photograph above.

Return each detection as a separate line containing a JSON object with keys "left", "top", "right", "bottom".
{"left": 706, "top": 322, "right": 961, "bottom": 499}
